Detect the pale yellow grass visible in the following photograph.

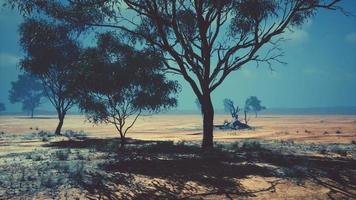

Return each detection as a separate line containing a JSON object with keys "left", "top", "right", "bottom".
{"left": 1, "top": 114, "right": 356, "bottom": 143}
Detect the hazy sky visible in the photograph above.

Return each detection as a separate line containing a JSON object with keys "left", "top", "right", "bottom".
{"left": 1, "top": 1, "right": 356, "bottom": 112}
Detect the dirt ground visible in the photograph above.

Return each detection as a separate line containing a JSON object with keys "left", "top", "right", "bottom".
{"left": 1, "top": 114, "right": 356, "bottom": 143}
{"left": 0, "top": 114, "right": 355, "bottom": 199}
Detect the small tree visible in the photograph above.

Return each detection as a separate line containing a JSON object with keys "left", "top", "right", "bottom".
{"left": 19, "top": 19, "right": 80, "bottom": 135}
{"left": 0, "top": 103, "right": 5, "bottom": 113}
{"left": 245, "top": 96, "right": 266, "bottom": 118}
{"left": 77, "top": 33, "right": 179, "bottom": 147}
{"left": 223, "top": 99, "right": 240, "bottom": 120}
{"left": 8, "top": 73, "right": 44, "bottom": 118}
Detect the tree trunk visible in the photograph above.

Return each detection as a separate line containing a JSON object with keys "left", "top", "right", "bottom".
{"left": 55, "top": 113, "right": 65, "bottom": 135}
{"left": 201, "top": 94, "right": 214, "bottom": 149}
{"left": 31, "top": 109, "right": 34, "bottom": 119}
{"left": 120, "top": 135, "right": 126, "bottom": 149}
{"left": 244, "top": 110, "right": 248, "bottom": 124}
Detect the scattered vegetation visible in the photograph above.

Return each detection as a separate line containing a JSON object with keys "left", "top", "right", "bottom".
{"left": 2, "top": 137, "right": 355, "bottom": 199}
{"left": 241, "top": 140, "right": 262, "bottom": 151}
{"left": 55, "top": 149, "right": 71, "bottom": 161}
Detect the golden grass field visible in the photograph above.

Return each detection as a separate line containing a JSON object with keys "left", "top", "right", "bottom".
{"left": 0, "top": 114, "right": 355, "bottom": 199}
{"left": 1, "top": 114, "right": 356, "bottom": 142}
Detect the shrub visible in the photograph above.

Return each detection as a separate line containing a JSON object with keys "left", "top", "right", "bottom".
{"left": 176, "top": 140, "right": 186, "bottom": 146}
{"left": 69, "top": 161, "right": 85, "bottom": 184}
{"left": 31, "top": 153, "right": 44, "bottom": 161}
{"left": 76, "top": 151, "right": 86, "bottom": 160}
{"left": 55, "top": 149, "right": 70, "bottom": 160}
{"left": 319, "top": 147, "right": 328, "bottom": 155}
{"left": 42, "top": 136, "right": 49, "bottom": 142}
{"left": 214, "top": 142, "right": 225, "bottom": 150}
{"left": 228, "top": 142, "right": 240, "bottom": 151}
{"left": 40, "top": 176, "right": 57, "bottom": 188}
{"left": 63, "top": 130, "right": 87, "bottom": 139}
{"left": 330, "top": 146, "right": 347, "bottom": 157}
{"left": 241, "top": 140, "right": 261, "bottom": 151}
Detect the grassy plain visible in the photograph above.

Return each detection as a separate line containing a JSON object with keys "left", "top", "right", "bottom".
{"left": 0, "top": 114, "right": 355, "bottom": 199}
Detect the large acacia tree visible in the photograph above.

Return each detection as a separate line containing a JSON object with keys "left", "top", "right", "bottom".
{"left": 19, "top": 19, "right": 80, "bottom": 135}
{"left": 7, "top": 0, "right": 343, "bottom": 148}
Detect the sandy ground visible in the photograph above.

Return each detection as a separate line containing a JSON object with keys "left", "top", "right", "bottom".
{"left": 1, "top": 114, "right": 356, "bottom": 143}
{"left": 0, "top": 114, "right": 355, "bottom": 199}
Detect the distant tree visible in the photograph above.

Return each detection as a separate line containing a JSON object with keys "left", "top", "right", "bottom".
{"left": 77, "top": 33, "right": 179, "bottom": 147}
{"left": 245, "top": 96, "right": 266, "bottom": 118}
{"left": 8, "top": 73, "right": 44, "bottom": 118}
{"left": 6, "top": 0, "right": 343, "bottom": 149}
{"left": 19, "top": 19, "right": 80, "bottom": 135}
{"left": 0, "top": 103, "right": 5, "bottom": 113}
{"left": 223, "top": 99, "right": 240, "bottom": 120}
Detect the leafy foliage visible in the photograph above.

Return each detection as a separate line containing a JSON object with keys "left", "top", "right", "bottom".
{"left": 77, "top": 32, "right": 179, "bottom": 144}
{"left": 19, "top": 19, "right": 81, "bottom": 134}
{"left": 0, "top": 103, "right": 5, "bottom": 113}
{"left": 245, "top": 96, "right": 266, "bottom": 117}
{"left": 8, "top": 73, "right": 44, "bottom": 117}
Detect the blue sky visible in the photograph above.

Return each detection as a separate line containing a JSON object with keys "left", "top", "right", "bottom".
{"left": 1, "top": 1, "right": 356, "bottom": 112}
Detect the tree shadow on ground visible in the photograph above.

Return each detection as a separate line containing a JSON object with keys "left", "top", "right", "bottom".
{"left": 47, "top": 138, "right": 356, "bottom": 200}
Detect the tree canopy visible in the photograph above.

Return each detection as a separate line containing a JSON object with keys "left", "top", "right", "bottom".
{"left": 19, "top": 19, "right": 81, "bottom": 134}
{"left": 77, "top": 32, "right": 179, "bottom": 146}
{"left": 245, "top": 96, "right": 266, "bottom": 117}
{"left": 8, "top": 73, "right": 44, "bottom": 118}
{"left": 0, "top": 103, "right": 5, "bottom": 113}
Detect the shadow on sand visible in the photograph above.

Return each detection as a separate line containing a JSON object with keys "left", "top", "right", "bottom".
{"left": 46, "top": 138, "right": 356, "bottom": 199}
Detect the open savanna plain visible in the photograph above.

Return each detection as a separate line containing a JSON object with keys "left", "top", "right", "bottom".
{"left": 0, "top": 114, "right": 355, "bottom": 199}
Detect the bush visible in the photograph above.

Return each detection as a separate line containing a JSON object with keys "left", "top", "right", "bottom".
{"left": 40, "top": 176, "right": 57, "bottom": 188}
{"left": 214, "top": 142, "right": 225, "bottom": 150}
{"left": 30, "top": 153, "right": 44, "bottom": 161}
{"left": 63, "top": 130, "right": 87, "bottom": 139}
{"left": 330, "top": 146, "right": 347, "bottom": 157}
{"left": 42, "top": 136, "right": 49, "bottom": 142}
{"left": 241, "top": 140, "right": 261, "bottom": 151}
{"left": 176, "top": 140, "right": 186, "bottom": 146}
{"left": 55, "top": 149, "right": 70, "bottom": 160}
{"left": 229, "top": 142, "right": 240, "bottom": 151}
{"left": 69, "top": 161, "right": 85, "bottom": 184}
{"left": 319, "top": 147, "right": 328, "bottom": 155}
{"left": 76, "top": 151, "right": 86, "bottom": 160}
